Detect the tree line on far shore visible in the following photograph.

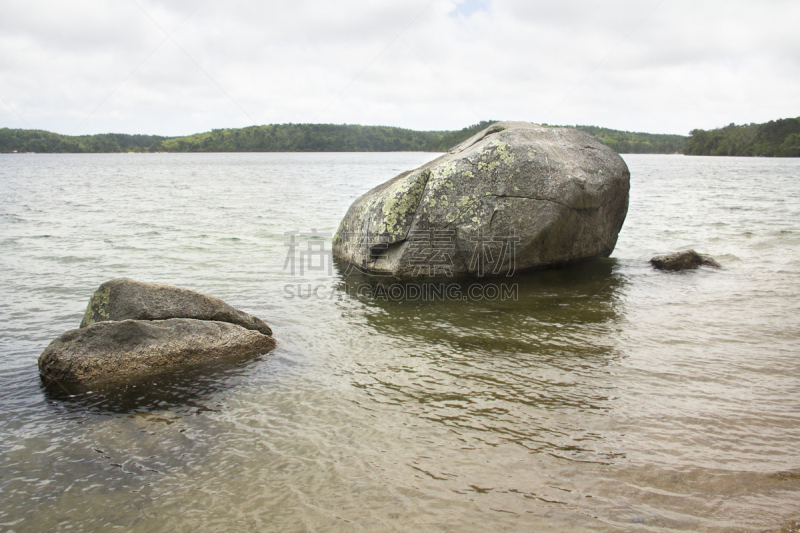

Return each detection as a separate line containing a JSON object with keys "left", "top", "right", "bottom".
{"left": 0, "top": 122, "right": 688, "bottom": 155}
{"left": 0, "top": 129, "right": 167, "bottom": 154}
{"left": 570, "top": 125, "right": 686, "bottom": 154}
{"left": 684, "top": 117, "right": 800, "bottom": 157}
{"left": 1, "top": 117, "right": 798, "bottom": 156}
{"left": 0, "top": 122, "right": 494, "bottom": 155}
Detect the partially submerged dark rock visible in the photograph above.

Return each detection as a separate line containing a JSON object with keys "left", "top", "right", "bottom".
{"left": 81, "top": 278, "right": 271, "bottom": 335}
{"left": 39, "top": 319, "right": 276, "bottom": 384}
{"left": 333, "top": 121, "right": 630, "bottom": 277}
{"left": 40, "top": 280, "right": 276, "bottom": 384}
{"left": 650, "top": 250, "right": 720, "bottom": 271}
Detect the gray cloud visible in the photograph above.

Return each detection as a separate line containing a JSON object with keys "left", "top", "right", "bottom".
{"left": 1, "top": 0, "right": 797, "bottom": 136}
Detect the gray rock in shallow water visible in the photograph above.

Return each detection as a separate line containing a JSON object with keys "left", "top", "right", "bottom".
{"left": 333, "top": 121, "right": 630, "bottom": 277}
{"left": 40, "top": 280, "right": 277, "bottom": 384}
{"left": 80, "top": 279, "right": 272, "bottom": 336}
{"left": 39, "top": 319, "right": 277, "bottom": 383}
{"left": 650, "top": 249, "right": 720, "bottom": 271}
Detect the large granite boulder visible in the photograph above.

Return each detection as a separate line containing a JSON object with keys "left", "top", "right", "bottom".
{"left": 332, "top": 121, "right": 630, "bottom": 277}
{"left": 80, "top": 279, "right": 271, "bottom": 335}
{"left": 650, "top": 250, "right": 720, "bottom": 271}
{"left": 39, "top": 319, "right": 276, "bottom": 383}
{"left": 39, "top": 280, "right": 276, "bottom": 384}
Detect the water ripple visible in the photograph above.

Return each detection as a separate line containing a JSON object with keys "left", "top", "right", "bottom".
{"left": 1, "top": 153, "right": 799, "bottom": 531}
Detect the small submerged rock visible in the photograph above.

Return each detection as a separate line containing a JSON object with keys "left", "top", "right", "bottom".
{"left": 650, "top": 250, "right": 720, "bottom": 271}
{"left": 39, "top": 279, "right": 276, "bottom": 384}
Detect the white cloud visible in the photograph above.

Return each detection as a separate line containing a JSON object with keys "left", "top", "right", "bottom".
{"left": 0, "top": 0, "right": 797, "bottom": 136}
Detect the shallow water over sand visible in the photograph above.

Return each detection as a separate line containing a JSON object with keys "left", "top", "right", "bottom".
{"left": 1, "top": 153, "right": 799, "bottom": 532}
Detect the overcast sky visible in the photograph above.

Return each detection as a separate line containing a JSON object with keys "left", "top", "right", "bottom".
{"left": 1, "top": 0, "right": 798, "bottom": 136}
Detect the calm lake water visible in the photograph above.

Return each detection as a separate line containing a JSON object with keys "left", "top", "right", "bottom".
{"left": 0, "top": 152, "right": 799, "bottom": 532}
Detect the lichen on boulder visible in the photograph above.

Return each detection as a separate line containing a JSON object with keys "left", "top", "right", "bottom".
{"left": 333, "top": 121, "right": 630, "bottom": 278}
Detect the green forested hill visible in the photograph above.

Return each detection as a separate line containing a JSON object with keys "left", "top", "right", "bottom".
{"left": 0, "top": 121, "right": 694, "bottom": 154}
{"left": 149, "top": 122, "right": 496, "bottom": 153}
{"left": 684, "top": 118, "right": 800, "bottom": 156}
{"left": 568, "top": 125, "right": 686, "bottom": 154}
{"left": 0, "top": 121, "right": 686, "bottom": 155}
{"left": 0, "top": 128, "right": 168, "bottom": 153}
{"left": 7, "top": 119, "right": 798, "bottom": 156}
{"left": 0, "top": 121, "right": 692, "bottom": 154}
{"left": 0, "top": 122, "right": 496, "bottom": 154}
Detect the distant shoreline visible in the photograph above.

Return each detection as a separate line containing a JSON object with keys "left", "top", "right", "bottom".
{"left": 1, "top": 118, "right": 798, "bottom": 156}
{"left": 1, "top": 151, "right": 691, "bottom": 155}
{"left": 0, "top": 122, "right": 685, "bottom": 155}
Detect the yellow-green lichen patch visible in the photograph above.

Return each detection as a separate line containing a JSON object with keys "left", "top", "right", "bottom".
{"left": 475, "top": 140, "right": 516, "bottom": 176}
{"left": 377, "top": 169, "right": 430, "bottom": 238}
{"left": 477, "top": 159, "right": 500, "bottom": 173}
{"left": 444, "top": 194, "right": 481, "bottom": 225}
{"left": 427, "top": 161, "right": 460, "bottom": 191}
{"left": 426, "top": 164, "right": 461, "bottom": 211}
{"left": 494, "top": 140, "right": 515, "bottom": 167}
{"left": 83, "top": 286, "right": 111, "bottom": 326}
